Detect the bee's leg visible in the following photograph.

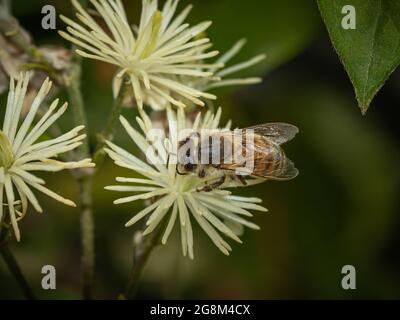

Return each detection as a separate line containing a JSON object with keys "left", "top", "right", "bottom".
{"left": 236, "top": 175, "right": 247, "bottom": 186}
{"left": 210, "top": 175, "right": 227, "bottom": 189}
{"left": 197, "top": 175, "right": 226, "bottom": 192}
{"left": 198, "top": 166, "right": 206, "bottom": 179}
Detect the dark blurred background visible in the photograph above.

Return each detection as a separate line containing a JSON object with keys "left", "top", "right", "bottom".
{"left": 1, "top": 0, "right": 399, "bottom": 299}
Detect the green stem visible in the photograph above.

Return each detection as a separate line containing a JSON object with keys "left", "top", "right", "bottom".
{"left": 61, "top": 0, "right": 94, "bottom": 299}
{"left": 64, "top": 50, "right": 127, "bottom": 299}
{"left": 78, "top": 175, "right": 94, "bottom": 300}
{"left": 65, "top": 59, "right": 127, "bottom": 299}
{"left": 65, "top": 56, "right": 90, "bottom": 159}
{"left": 0, "top": 222, "right": 36, "bottom": 300}
{"left": 93, "top": 81, "right": 128, "bottom": 167}
{"left": 124, "top": 225, "right": 164, "bottom": 299}
{"left": 65, "top": 56, "right": 95, "bottom": 300}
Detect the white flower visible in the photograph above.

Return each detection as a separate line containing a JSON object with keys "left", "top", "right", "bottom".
{"left": 59, "top": 0, "right": 220, "bottom": 109}
{"left": 201, "top": 39, "right": 266, "bottom": 91}
{"left": 0, "top": 72, "right": 94, "bottom": 241}
{"left": 143, "top": 38, "right": 267, "bottom": 110}
{"left": 104, "top": 107, "right": 267, "bottom": 259}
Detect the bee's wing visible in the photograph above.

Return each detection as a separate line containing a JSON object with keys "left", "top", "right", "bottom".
{"left": 243, "top": 123, "right": 299, "bottom": 145}
{"left": 225, "top": 134, "right": 299, "bottom": 180}
{"left": 256, "top": 155, "right": 299, "bottom": 181}
{"left": 252, "top": 139, "right": 298, "bottom": 180}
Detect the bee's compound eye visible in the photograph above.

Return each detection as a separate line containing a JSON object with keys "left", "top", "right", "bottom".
{"left": 184, "top": 163, "right": 194, "bottom": 171}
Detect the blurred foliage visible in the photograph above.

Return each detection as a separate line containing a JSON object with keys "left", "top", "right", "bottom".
{"left": 318, "top": 0, "right": 400, "bottom": 114}
{"left": 1, "top": 0, "right": 400, "bottom": 300}
{"left": 190, "top": 0, "right": 321, "bottom": 73}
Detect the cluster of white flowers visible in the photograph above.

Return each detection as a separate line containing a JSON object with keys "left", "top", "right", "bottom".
{"left": 60, "top": 0, "right": 219, "bottom": 109}
{"left": 59, "top": 0, "right": 266, "bottom": 110}
{"left": 57, "top": 0, "right": 272, "bottom": 258}
{"left": 0, "top": 73, "right": 94, "bottom": 241}
{"left": 105, "top": 107, "right": 267, "bottom": 258}
{"left": 143, "top": 38, "right": 266, "bottom": 110}
{"left": 0, "top": 0, "right": 289, "bottom": 258}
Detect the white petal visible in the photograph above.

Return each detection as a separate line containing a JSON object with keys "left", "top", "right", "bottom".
{"left": 11, "top": 174, "right": 43, "bottom": 213}
{"left": 4, "top": 175, "right": 20, "bottom": 241}
{"left": 162, "top": 201, "right": 178, "bottom": 245}
{"left": 113, "top": 189, "right": 168, "bottom": 205}
{"left": 125, "top": 197, "right": 164, "bottom": 227}
{"left": 26, "top": 180, "right": 76, "bottom": 207}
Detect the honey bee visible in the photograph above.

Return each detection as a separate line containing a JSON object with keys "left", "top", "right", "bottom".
{"left": 177, "top": 123, "right": 299, "bottom": 192}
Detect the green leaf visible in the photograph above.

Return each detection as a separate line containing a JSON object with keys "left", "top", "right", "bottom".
{"left": 318, "top": 0, "right": 400, "bottom": 114}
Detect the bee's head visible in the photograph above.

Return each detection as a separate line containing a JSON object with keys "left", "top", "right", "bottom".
{"left": 177, "top": 162, "right": 197, "bottom": 175}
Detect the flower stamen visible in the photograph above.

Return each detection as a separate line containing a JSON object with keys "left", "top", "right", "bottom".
{"left": 141, "top": 11, "right": 162, "bottom": 59}
{"left": 0, "top": 130, "right": 14, "bottom": 170}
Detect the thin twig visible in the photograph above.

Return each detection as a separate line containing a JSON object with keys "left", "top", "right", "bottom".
{"left": 64, "top": 56, "right": 90, "bottom": 160}
{"left": 77, "top": 175, "right": 94, "bottom": 299}
{"left": 124, "top": 225, "right": 164, "bottom": 299}
{"left": 93, "top": 81, "right": 129, "bottom": 167}
{"left": 60, "top": 0, "right": 96, "bottom": 299}
{"left": 0, "top": 220, "right": 36, "bottom": 300}
{"left": 65, "top": 64, "right": 128, "bottom": 299}
{"left": 64, "top": 54, "right": 96, "bottom": 300}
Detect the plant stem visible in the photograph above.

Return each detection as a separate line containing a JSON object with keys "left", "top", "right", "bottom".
{"left": 125, "top": 225, "right": 164, "bottom": 299}
{"left": 78, "top": 175, "right": 94, "bottom": 300}
{"left": 65, "top": 56, "right": 90, "bottom": 159}
{"left": 64, "top": 54, "right": 127, "bottom": 299}
{"left": 65, "top": 59, "right": 127, "bottom": 299}
{"left": 65, "top": 55, "right": 95, "bottom": 300}
{"left": 0, "top": 223, "right": 36, "bottom": 300}
{"left": 93, "top": 82, "right": 128, "bottom": 167}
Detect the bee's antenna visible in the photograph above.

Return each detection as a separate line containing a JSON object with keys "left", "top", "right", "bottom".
{"left": 166, "top": 153, "right": 170, "bottom": 167}
{"left": 166, "top": 151, "right": 177, "bottom": 167}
